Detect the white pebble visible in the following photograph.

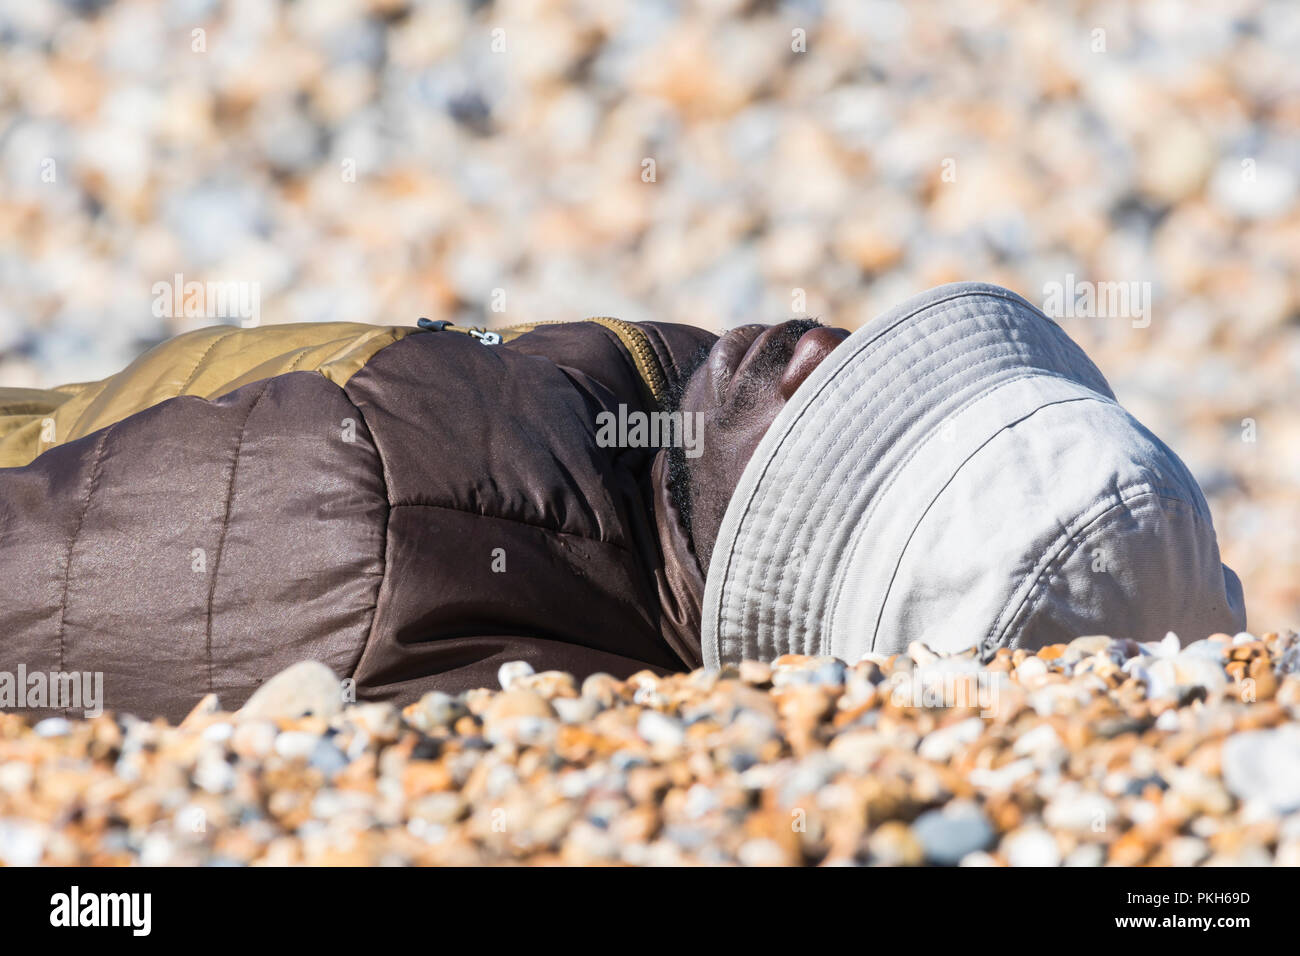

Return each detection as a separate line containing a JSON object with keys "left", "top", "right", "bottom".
{"left": 637, "top": 710, "right": 685, "bottom": 748}
{"left": 1003, "top": 827, "right": 1061, "bottom": 867}
{"left": 497, "top": 660, "right": 535, "bottom": 691}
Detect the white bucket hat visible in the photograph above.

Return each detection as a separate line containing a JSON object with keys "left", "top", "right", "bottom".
{"left": 701, "top": 282, "right": 1246, "bottom": 667}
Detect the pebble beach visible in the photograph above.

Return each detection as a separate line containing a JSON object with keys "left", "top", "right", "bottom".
{"left": 2, "top": 1, "right": 1299, "bottom": 870}
{"left": 2, "top": 632, "right": 1299, "bottom": 867}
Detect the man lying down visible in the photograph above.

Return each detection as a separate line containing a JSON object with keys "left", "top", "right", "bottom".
{"left": 0, "top": 282, "right": 1245, "bottom": 720}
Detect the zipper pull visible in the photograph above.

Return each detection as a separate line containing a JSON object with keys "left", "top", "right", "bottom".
{"left": 417, "top": 317, "right": 451, "bottom": 331}
{"left": 468, "top": 328, "right": 503, "bottom": 345}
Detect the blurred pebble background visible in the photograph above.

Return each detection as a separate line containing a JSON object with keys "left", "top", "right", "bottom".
{"left": 0, "top": 0, "right": 1297, "bottom": 628}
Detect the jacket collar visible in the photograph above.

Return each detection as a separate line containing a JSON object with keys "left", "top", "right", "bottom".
{"left": 648, "top": 450, "right": 705, "bottom": 669}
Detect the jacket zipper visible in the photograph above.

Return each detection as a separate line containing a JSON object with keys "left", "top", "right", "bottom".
{"left": 445, "top": 317, "right": 669, "bottom": 409}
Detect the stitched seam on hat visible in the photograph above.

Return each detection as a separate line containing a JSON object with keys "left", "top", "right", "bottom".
{"left": 868, "top": 392, "right": 1105, "bottom": 654}
{"left": 778, "top": 339, "right": 1088, "bottom": 659}
{"left": 721, "top": 298, "right": 1061, "bottom": 660}
{"left": 819, "top": 361, "right": 1037, "bottom": 655}
{"left": 1002, "top": 503, "right": 1134, "bottom": 650}
{"left": 988, "top": 486, "right": 1199, "bottom": 654}
{"left": 731, "top": 305, "right": 1024, "bottom": 656}
{"left": 53, "top": 426, "right": 112, "bottom": 718}
{"left": 1013, "top": 513, "right": 1132, "bottom": 649}
{"left": 990, "top": 493, "right": 1138, "bottom": 655}
{"left": 204, "top": 382, "right": 269, "bottom": 696}
{"left": 813, "top": 349, "right": 1103, "bottom": 653}
{"left": 711, "top": 295, "right": 997, "bottom": 649}
{"left": 713, "top": 288, "right": 1093, "bottom": 659}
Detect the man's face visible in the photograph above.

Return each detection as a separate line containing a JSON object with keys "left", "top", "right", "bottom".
{"left": 671, "top": 320, "right": 850, "bottom": 571}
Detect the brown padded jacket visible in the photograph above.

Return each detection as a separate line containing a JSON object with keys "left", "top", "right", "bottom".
{"left": 0, "top": 318, "right": 716, "bottom": 720}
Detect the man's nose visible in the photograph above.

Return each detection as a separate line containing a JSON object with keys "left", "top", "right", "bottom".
{"left": 777, "top": 326, "right": 850, "bottom": 400}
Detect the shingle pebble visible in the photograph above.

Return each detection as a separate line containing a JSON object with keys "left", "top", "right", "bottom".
{"left": 1222, "top": 725, "right": 1300, "bottom": 814}
{"left": 913, "top": 801, "right": 995, "bottom": 865}
{"left": 1, "top": 631, "right": 1298, "bottom": 865}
